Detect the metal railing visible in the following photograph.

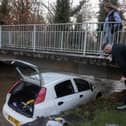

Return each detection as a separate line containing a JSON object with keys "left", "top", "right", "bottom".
{"left": 0, "top": 23, "right": 126, "bottom": 57}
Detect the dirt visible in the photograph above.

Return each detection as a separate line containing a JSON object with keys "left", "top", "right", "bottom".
{"left": 0, "top": 63, "right": 17, "bottom": 126}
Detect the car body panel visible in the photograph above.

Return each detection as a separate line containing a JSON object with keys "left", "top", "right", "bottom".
{"left": 54, "top": 93, "right": 79, "bottom": 114}
{"left": 53, "top": 79, "right": 78, "bottom": 114}
{"left": 72, "top": 78, "right": 96, "bottom": 104}
{"left": 3, "top": 103, "right": 34, "bottom": 126}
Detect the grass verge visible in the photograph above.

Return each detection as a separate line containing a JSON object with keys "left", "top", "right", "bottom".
{"left": 63, "top": 95, "right": 126, "bottom": 126}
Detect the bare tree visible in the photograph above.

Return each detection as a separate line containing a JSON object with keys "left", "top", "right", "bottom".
{"left": 10, "top": 0, "right": 32, "bottom": 24}
{"left": 0, "top": 0, "right": 45, "bottom": 24}
{"left": 46, "top": 0, "right": 87, "bottom": 23}
{"left": 0, "top": 0, "right": 10, "bottom": 24}
{"left": 71, "top": 0, "right": 87, "bottom": 16}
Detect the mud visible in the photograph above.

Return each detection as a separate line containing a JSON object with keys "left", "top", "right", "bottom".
{"left": 0, "top": 63, "right": 17, "bottom": 126}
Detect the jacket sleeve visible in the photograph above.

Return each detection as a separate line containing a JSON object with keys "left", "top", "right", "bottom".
{"left": 113, "top": 12, "right": 122, "bottom": 31}
{"left": 111, "top": 54, "right": 116, "bottom": 64}
{"left": 118, "top": 50, "right": 126, "bottom": 77}
{"left": 113, "top": 11, "right": 122, "bottom": 23}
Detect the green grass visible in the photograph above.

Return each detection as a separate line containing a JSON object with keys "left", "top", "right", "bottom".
{"left": 63, "top": 97, "right": 126, "bottom": 126}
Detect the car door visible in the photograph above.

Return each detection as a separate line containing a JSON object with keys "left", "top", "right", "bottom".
{"left": 54, "top": 80, "right": 78, "bottom": 114}
{"left": 73, "top": 78, "right": 94, "bottom": 105}
{"left": 1, "top": 59, "right": 43, "bottom": 86}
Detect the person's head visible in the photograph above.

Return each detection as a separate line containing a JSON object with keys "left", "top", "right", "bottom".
{"left": 103, "top": 44, "right": 113, "bottom": 54}
{"left": 103, "top": 3, "right": 111, "bottom": 13}
{"left": 103, "top": 2, "right": 114, "bottom": 13}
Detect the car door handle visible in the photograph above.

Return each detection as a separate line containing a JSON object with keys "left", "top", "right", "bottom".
{"left": 58, "top": 101, "right": 64, "bottom": 106}
{"left": 80, "top": 95, "right": 83, "bottom": 98}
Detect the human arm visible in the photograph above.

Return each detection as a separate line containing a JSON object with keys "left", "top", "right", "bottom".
{"left": 117, "top": 49, "right": 126, "bottom": 77}
{"left": 114, "top": 11, "right": 122, "bottom": 23}
{"left": 113, "top": 11, "right": 122, "bottom": 31}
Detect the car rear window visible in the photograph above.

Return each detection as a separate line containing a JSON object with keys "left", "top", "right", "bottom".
{"left": 10, "top": 81, "right": 40, "bottom": 95}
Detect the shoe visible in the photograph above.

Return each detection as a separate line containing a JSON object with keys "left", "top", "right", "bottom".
{"left": 116, "top": 105, "right": 126, "bottom": 110}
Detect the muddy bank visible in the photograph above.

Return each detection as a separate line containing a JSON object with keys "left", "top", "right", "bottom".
{"left": 0, "top": 63, "right": 17, "bottom": 126}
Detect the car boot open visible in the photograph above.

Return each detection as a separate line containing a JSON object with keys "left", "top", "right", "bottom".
{"left": 8, "top": 81, "right": 41, "bottom": 118}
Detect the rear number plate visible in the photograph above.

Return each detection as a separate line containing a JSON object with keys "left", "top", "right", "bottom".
{"left": 8, "top": 115, "right": 20, "bottom": 126}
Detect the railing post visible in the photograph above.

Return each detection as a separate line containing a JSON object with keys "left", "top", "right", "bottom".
{"left": 9, "top": 31, "right": 12, "bottom": 46}
{"left": 83, "top": 31, "right": 87, "bottom": 55}
{"left": 99, "top": 31, "right": 103, "bottom": 55}
{"left": 60, "top": 31, "right": 64, "bottom": 50}
{"left": 0, "top": 25, "right": 2, "bottom": 48}
{"left": 32, "top": 24, "right": 36, "bottom": 51}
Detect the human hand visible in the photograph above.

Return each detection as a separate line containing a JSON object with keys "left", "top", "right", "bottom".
{"left": 120, "top": 76, "right": 126, "bottom": 82}
{"left": 107, "top": 55, "right": 112, "bottom": 62}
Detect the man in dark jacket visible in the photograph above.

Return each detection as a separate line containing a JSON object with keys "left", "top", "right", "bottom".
{"left": 104, "top": 43, "right": 126, "bottom": 110}
{"left": 104, "top": 44, "right": 126, "bottom": 77}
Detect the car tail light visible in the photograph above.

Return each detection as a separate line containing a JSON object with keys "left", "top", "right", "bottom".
{"left": 8, "top": 80, "right": 21, "bottom": 93}
{"left": 35, "top": 87, "right": 46, "bottom": 104}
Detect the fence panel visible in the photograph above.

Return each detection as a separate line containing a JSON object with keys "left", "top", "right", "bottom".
{"left": 0, "top": 23, "right": 125, "bottom": 57}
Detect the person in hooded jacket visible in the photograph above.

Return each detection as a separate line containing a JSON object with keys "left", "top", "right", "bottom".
{"left": 104, "top": 43, "right": 126, "bottom": 110}
{"left": 102, "top": 2, "right": 122, "bottom": 47}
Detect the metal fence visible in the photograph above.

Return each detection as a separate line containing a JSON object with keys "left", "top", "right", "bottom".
{"left": 0, "top": 23, "right": 126, "bottom": 56}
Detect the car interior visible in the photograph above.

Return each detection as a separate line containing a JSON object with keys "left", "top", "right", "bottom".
{"left": 8, "top": 81, "right": 41, "bottom": 117}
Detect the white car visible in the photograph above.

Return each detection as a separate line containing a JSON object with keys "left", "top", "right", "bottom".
{"left": 2, "top": 59, "right": 101, "bottom": 126}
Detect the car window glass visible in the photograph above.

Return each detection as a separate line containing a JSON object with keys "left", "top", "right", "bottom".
{"left": 11, "top": 82, "right": 25, "bottom": 94}
{"left": 55, "top": 80, "right": 74, "bottom": 98}
{"left": 12, "top": 81, "right": 40, "bottom": 95}
{"left": 74, "top": 79, "right": 90, "bottom": 92}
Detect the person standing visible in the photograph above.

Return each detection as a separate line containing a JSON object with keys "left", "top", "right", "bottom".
{"left": 103, "top": 43, "right": 126, "bottom": 110}
{"left": 102, "top": 2, "right": 122, "bottom": 47}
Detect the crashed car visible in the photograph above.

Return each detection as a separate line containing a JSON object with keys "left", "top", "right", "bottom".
{"left": 2, "top": 59, "right": 101, "bottom": 126}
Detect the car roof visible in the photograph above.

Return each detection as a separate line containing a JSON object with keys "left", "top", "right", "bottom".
{"left": 29, "top": 72, "right": 77, "bottom": 86}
